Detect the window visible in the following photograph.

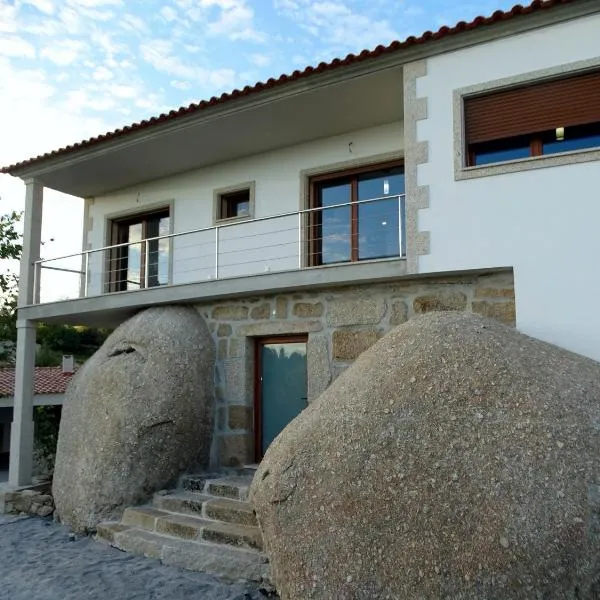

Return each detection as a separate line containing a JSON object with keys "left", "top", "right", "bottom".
{"left": 108, "top": 208, "right": 170, "bottom": 292}
{"left": 214, "top": 183, "right": 255, "bottom": 222}
{"left": 465, "top": 69, "right": 600, "bottom": 167}
{"left": 308, "top": 162, "right": 405, "bottom": 266}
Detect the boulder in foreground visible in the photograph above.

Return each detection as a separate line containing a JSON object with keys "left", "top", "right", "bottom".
{"left": 251, "top": 312, "right": 600, "bottom": 599}
{"left": 53, "top": 306, "right": 215, "bottom": 533}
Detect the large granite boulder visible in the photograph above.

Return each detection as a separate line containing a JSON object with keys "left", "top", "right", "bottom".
{"left": 53, "top": 306, "right": 215, "bottom": 533}
{"left": 251, "top": 312, "right": 600, "bottom": 599}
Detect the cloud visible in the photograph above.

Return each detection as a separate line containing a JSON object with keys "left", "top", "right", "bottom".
{"left": 92, "top": 65, "right": 113, "bottom": 81}
{"left": 40, "top": 39, "right": 86, "bottom": 65}
{"left": 274, "top": 0, "right": 400, "bottom": 55}
{"left": 0, "top": 36, "right": 36, "bottom": 58}
{"left": 22, "top": 0, "right": 55, "bottom": 15}
{"left": 140, "top": 39, "right": 238, "bottom": 92}
{"left": 0, "top": 4, "right": 18, "bottom": 33}
{"left": 120, "top": 13, "right": 149, "bottom": 34}
{"left": 249, "top": 52, "right": 271, "bottom": 67}
{"left": 174, "top": 0, "right": 267, "bottom": 43}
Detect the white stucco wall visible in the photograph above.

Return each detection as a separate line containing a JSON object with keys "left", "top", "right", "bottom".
{"left": 87, "top": 122, "right": 404, "bottom": 294}
{"left": 417, "top": 13, "right": 600, "bottom": 360}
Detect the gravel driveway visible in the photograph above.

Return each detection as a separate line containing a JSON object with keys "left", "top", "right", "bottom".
{"left": 0, "top": 515, "right": 268, "bottom": 600}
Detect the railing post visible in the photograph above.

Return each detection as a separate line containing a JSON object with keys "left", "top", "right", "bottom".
{"left": 32, "top": 261, "right": 41, "bottom": 304}
{"left": 398, "top": 195, "right": 403, "bottom": 257}
{"left": 297, "top": 212, "right": 303, "bottom": 269}
{"left": 215, "top": 226, "right": 219, "bottom": 279}
{"left": 144, "top": 239, "right": 149, "bottom": 289}
{"left": 84, "top": 251, "right": 90, "bottom": 297}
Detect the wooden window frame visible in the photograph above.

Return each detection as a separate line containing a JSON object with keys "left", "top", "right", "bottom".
{"left": 108, "top": 207, "right": 170, "bottom": 293}
{"left": 219, "top": 189, "right": 251, "bottom": 220}
{"left": 253, "top": 334, "right": 308, "bottom": 462}
{"left": 307, "top": 160, "right": 403, "bottom": 267}
{"left": 213, "top": 181, "right": 255, "bottom": 224}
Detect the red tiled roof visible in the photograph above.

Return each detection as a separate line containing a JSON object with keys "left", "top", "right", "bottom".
{"left": 0, "top": 366, "right": 76, "bottom": 397}
{"left": 0, "top": 0, "right": 581, "bottom": 175}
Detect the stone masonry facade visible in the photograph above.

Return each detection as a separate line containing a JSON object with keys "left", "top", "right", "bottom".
{"left": 195, "top": 268, "right": 516, "bottom": 468}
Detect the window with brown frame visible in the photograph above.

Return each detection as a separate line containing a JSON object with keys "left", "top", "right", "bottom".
{"left": 307, "top": 162, "right": 405, "bottom": 267}
{"left": 217, "top": 188, "right": 251, "bottom": 220}
{"left": 108, "top": 208, "right": 170, "bottom": 292}
{"left": 464, "top": 69, "right": 600, "bottom": 167}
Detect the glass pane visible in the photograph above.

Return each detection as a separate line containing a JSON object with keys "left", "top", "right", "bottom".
{"left": 126, "top": 223, "right": 142, "bottom": 290}
{"left": 260, "top": 342, "right": 307, "bottom": 455}
{"left": 543, "top": 133, "right": 600, "bottom": 155}
{"left": 358, "top": 169, "right": 404, "bottom": 260}
{"left": 473, "top": 144, "right": 530, "bottom": 165}
{"left": 147, "top": 216, "right": 170, "bottom": 287}
{"left": 235, "top": 200, "right": 250, "bottom": 217}
{"left": 320, "top": 182, "right": 351, "bottom": 264}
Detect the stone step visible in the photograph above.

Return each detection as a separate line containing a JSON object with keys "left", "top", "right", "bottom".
{"left": 241, "top": 464, "right": 259, "bottom": 478}
{"left": 154, "top": 491, "right": 257, "bottom": 527}
{"left": 96, "top": 524, "right": 269, "bottom": 583}
{"left": 122, "top": 506, "right": 262, "bottom": 550}
{"left": 153, "top": 491, "right": 210, "bottom": 517}
{"left": 205, "top": 496, "right": 257, "bottom": 527}
{"left": 181, "top": 474, "right": 253, "bottom": 500}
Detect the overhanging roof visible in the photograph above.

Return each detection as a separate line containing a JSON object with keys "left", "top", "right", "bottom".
{"left": 1, "top": 0, "right": 594, "bottom": 193}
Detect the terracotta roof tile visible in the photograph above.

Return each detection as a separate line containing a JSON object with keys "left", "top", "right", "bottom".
{"left": 0, "top": 366, "right": 76, "bottom": 397}
{"left": 0, "top": 0, "right": 580, "bottom": 175}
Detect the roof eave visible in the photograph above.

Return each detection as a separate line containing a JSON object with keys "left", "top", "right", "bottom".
{"left": 3, "top": 0, "right": 598, "bottom": 180}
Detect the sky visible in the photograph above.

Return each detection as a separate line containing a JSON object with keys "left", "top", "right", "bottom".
{"left": 0, "top": 0, "right": 518, "bottom": 270}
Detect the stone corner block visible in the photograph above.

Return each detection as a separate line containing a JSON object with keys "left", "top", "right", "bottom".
{"left": 472, "top": 300, "right": 516, "bottom": 326}
{"left": 327, "top": 298, "right": 386, "bottom": 327}
{"left": 218, "top": 434, "right": 254, "bottom": 468}
{"left": 413, "top": 291, "right": 467, "bottom": 314}
{"left": 332, "top": 330, "right": 382, "bottom": 362}
{"left": 307, "top": 334, "right": 331, "bottom": 402}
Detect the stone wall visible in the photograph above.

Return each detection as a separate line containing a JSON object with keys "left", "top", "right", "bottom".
{"left": 196, "top": 269, "right": 515, "bottom": 468}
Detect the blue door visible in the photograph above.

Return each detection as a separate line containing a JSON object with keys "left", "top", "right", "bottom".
{"left": 257, "top": 337, "right": 308, "bottom": 458}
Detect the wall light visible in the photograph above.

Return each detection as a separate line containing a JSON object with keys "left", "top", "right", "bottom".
{"left": 556, "top": 126, "right": 565, "bottom": 141}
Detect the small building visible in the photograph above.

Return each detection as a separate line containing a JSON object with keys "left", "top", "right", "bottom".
{"left": 0, "top": 364, "right": 74, "bottom": 470}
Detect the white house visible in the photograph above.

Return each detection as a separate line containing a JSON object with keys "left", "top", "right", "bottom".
{"left": 2, "top": 0, "right": 599, "bottom": 487}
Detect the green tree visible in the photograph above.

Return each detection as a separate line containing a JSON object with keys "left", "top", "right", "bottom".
{"left": 0, "top": 211, "right": 22, "bottom": 362}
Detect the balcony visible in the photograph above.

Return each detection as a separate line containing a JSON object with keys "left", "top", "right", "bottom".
{"left": 27, "top": 195, "right": 407, "bottom": 324}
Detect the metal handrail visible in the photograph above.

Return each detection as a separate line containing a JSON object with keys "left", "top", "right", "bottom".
{"left": 33, "top": 193, "right": 406, "bottom": 303}
{"left": 34, "top": 194, "right": 406, "bottom": 266}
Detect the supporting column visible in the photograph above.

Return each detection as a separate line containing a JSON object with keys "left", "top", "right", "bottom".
{"left": 18, "top": 179, "right": 44, "bottom": 306}
{"left": 8, "top": 179, "right": 44, "bottom": 487}
{"left": 8, "top": 321, "right": 37, "bottom": 487}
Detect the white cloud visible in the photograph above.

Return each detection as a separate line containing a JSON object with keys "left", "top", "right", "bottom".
{"left": 120, "top": 13, "right": 149, "bottom": 34}
{"left": 40, "top": 39, "right": 85, "bottom": 65}
{"left": 159, "top": 5, "right": 178, "bottom": 22}
{"left": 175, "top": 0, "right": 266, "bottom": 43}
{"left": 109, "top": 83, "right": 138, "bottom": 99}
{"left": 22, "top": 0, "right": 55, "bottom": 15}
{"left": 140, "top": 38, "right": 237, "bottom": 91}
{"left": 0, "top": 3, "right": 18, "bottom": 33}
{"left": 0, "top": 36, "right": 36, "bottom": 58}
{"left": 275, "top": 0, "right": 400, "bottom": 54}
{"left": 249, "top": 52, "right": 271, "bottom": 67}
{"left": 65, "top": 0, "right": 121, "bottom": 6}
{"left": 170, "top": 79, "right": 191, "bottom": 90}
{"left": 92, "top": 65, "right": 113, "bottom": 80}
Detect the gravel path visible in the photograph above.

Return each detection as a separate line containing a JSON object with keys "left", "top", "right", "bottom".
{"left": 0, "top": 515, "right": 268, "bottom": 600}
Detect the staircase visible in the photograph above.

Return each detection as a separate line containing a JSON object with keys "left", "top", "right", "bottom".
{"left": 96, "top": 468, "right": 269, "bottom": 583}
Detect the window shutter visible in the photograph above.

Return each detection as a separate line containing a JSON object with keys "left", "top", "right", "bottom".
{"left": 465, "top": 70, "right": 600, "bottom": 145}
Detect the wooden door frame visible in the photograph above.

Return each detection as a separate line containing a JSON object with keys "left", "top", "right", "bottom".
{"left": 253, "top": 334, "right": 308, "bottom": 462}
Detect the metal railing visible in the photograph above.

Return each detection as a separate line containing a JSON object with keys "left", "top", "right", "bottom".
{"left": 33, "top": 194, "right": 406, "bottom": 304}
